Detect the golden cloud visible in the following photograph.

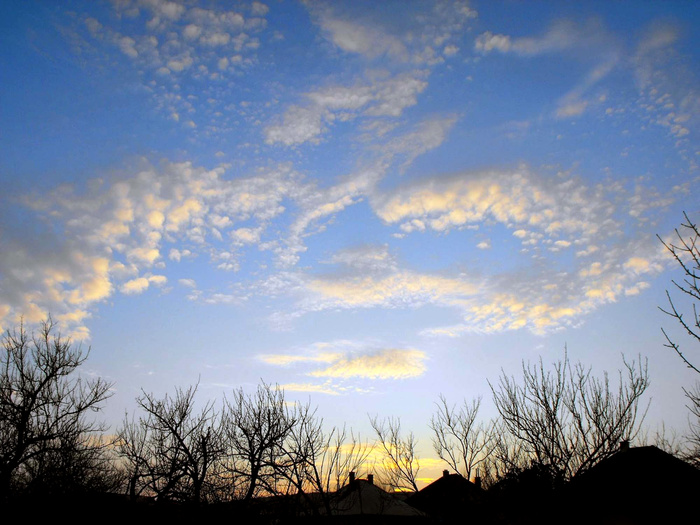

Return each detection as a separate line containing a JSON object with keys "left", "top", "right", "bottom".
{"left": 309, "top": 348, "right": 427, "bottom": 379}
{"left": 308, "top": 271, "right": 477, "bottom": 308}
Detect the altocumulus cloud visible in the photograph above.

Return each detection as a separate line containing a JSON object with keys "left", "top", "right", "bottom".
{"left": 0, "top": 159, "right": 299, "bottom": 337}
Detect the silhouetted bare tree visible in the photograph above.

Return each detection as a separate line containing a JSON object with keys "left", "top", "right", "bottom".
{"left": 658, "top": 212, "right": 700, "bottom": 464}
{"left": 277, "top": 403, "right": 371, "bottom": 514}
{"left": 221, "top": 381, "right": 296, "bottom": 501}
{"left": 368, "top": 415, "right": 420, "bottom": 492}
{"left": 117, "top": 411, "right": 151, "bottom": 499}
{"left": 658, "top": 212, "right": 700, "bottom": 374}
{"left": 117, "top": 383, "right": 222, "bottom": 503}
{"left": 18, "top": 432, "right": 123, "bottom": 498}
{"left": 480, "top": 420, "right": 529, "bottom": 487}
{"left": 319, "top": 425, "right": 371, "bottom": 493}
{"left": 430, "top": 395, "right": 495, "bottom": 481}
{"left": 490, "top": 352, "right": 649, "bottom": 479}
{"left": 0, "top": 318, "right": 113, "bottom": 499}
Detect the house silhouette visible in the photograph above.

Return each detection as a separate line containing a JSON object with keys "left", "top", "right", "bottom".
{"left": 406, "top": 470, "right": 485, "bottom": 523}
{"left": 564, "top": 443, "right": 700, "bottom": 525}
{"left": 328, "top": 472, "right": 427, "bottom": 523}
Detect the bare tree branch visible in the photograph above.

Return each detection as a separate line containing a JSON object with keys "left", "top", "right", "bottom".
{"left": 0, "top": 318, "right": 113, "bottom": 499}
{"left": 490, "top": 352, "right": 649, "bottom": 479}
{"left": 221, "top": 381, "right": 296, "bottom": 502}
{"left": 368, "top": 415, "right": 420, "bottom": 492}
{"left": 429, "top": 394, "right": 495, "bottom": 481}
{"left": 117, "top": 383, "right": 222, "bottom": 503}
{"left": 658, "top": 212, "right": 700, "bottom": 374}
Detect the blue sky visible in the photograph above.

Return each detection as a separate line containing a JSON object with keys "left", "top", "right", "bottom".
{"left": 1, "top": 0, "right": 699, "bottom": 484}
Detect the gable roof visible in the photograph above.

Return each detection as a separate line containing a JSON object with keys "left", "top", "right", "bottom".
{"left": 330, "top": 479, "right": 424, "bottom": 517}
{"left": 414, "top": 472, "right": 483, "bottom": 498}
{"left": 565, "top": 445, "right": 700, "bottom": 524}
{"left": 571, "top": 445, "right": 700, "bottom": 490}
{"left": 405, "top": 471, "right": 484, "bottom": 520}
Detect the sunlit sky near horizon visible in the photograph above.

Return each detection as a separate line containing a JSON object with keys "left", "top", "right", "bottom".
{"left": 1, "top": 0, "right": 699, "bottom": 485}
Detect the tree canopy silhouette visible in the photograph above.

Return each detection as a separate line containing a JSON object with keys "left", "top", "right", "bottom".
{"left": 0, "top": 318, "right": 113, "bottom": 499}
{"left": 490, "top": 352, "right": 649, "bottom": 479}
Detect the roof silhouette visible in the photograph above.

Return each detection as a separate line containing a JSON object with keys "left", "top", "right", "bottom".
{"left": 565, "top": 444, "right": 700, "bottom": 524}
{"left": 330, "top": 477, "right": 425, "bottom": 517}
{"left": 406, "top": 470, "right": 485, "bottom": 522}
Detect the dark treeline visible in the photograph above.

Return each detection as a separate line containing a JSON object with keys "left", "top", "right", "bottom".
{"left": 1, "top": 319, "right": 698, "bottom": 514}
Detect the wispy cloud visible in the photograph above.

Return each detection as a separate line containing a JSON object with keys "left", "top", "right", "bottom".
{"left": 279, "top": 381, "right": 343, "bottom": 396}
{"left": 267, "top": 117, "right": 456, "bottom": 267}
{"left": 264, "top": 72, "right": 429, "bottom": 146}
{"left": 309, "top": 0, "right": 476, "bottom": 64}
{"left": 306, "top": 271, "right": 477, "bottom": 310}
{"left": 260, "top": 352, "right": 342, "bottom": 366}
{"left": 268, "top": 165, "right": 677, "bottom": 335}
{"left": 261, "top": 341, "right": 428, "bottom": 383}
{"left": 475, "top": 19, "right": 621, "bottom": 119}
{"left": 265, "top": 0, "right": 472, "bottom": 148}
{"left": 474, "top": 19, "right": 608, "bottom": 57}
{"left": 309, "top": 348, "right": 427, "bottom": 379}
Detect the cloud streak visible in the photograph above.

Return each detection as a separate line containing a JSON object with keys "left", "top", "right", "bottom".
{"left": 309, "top": 348, "right": 427, "bottom": 380}
{"left": 261, "top": 342, "right": 428, "bottom": 386}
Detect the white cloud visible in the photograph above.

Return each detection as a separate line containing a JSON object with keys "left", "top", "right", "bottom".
{"left": 305, "top": 270, "right": 477, "bottom": 311}
{"left": 633, "top": 22, "right": 700, "bottom": 146}
{"left": 556, "top": 100, "right": 589, "bottom": 118}
{"left": 263, "top": 165, "right": 677, "bottom": 336}
{"left": 265, "top": 73, "right": 429, "bottom": 146}
{"left": 121, "top": 277, "right": 150, "bottom": 295}
{"left": 263, "top": 1, "right": 470, "bottom": 148}
{"left": 373, "top": 167, "right": 618, "bottom": 244}
{"left": 1, "top": 159, "right": 300, "bottom": 336}
{"left": 251, "top": 2, "right": 269, "bottom": 17}
{"left": 268, "top": 118, "right": 454, "bottom": 267}
{"left": 443, "top": 45, "right": 459, "bottom": 57}
{"left": 475, "top": 20, "right": 603, "bottom": 57}
{"left": 261, "top": 340, "right": 427, "bottom": 383}
{"left": 312, "top": 9, "right": 408, "bottom": 61}
{"left": 328, "top": 245, "right": 397, "bottom": 274}
{"left": 178, "top": 278, "right": 197, "bottom": 288}
{"left": 309, "top": 1, "right": 476, "bottom": 64}
{"left": 259, "top": 352, "right": 342, "bottom": 366}
{"left": 474, "top": 32, "right": 511, "bottom": 53}
{"left": 80, "top": 0, "right": 268, "bottom": 131}
{"left": 265, "top": 105, "right": 326, "bottom": 146}
{"left": 118, "top": 36, "right": 138, "bottom": 58}
{"left": 119, "top": 273, "right": 166, "bottom": 295}
{"left": 476, "top": 20, "right": 621, "bottom": 121}
{"left": 280, "top": 382, "right": 342, "bottom": 396}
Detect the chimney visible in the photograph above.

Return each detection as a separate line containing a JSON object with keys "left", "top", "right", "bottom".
{"left": 349, "top": 472, "right": 356, "bottom": 484}
{"left": 620, "top": 440, "right": 630, "bottom": 452}
{"left": 474, "top": 476, "right": 482, "bottom": 490}
{"left": 367, "top": 474, "right": 374, "bottom": 485}
{"left": 443, "top": 469, "right": 450, "bottom": 478}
